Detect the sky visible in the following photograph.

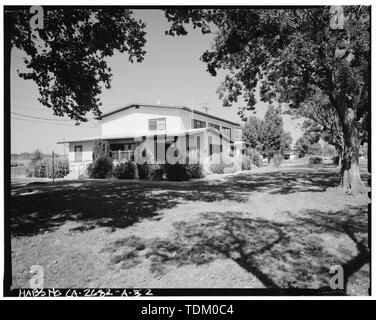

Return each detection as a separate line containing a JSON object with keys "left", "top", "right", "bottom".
{"left": 10, "top": 9, "right": 303, "bottom": 154}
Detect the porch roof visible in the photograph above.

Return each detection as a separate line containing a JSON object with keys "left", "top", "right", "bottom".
{"left": 57, "top": 127, "right": 237, "bottom": 144}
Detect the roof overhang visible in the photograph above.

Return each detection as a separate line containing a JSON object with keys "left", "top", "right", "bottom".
{"left": 57, "top": 127, "right": 236, "bottom": 144}
{"left": 95, "top": 103, "right": 241, "bottom": 127}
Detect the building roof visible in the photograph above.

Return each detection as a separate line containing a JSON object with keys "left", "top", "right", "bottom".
{"left": 57, "top": 127, "right": 236, "bottom": 144}
{"left": 95, "top": 103, "right": 241, "bottom": 127}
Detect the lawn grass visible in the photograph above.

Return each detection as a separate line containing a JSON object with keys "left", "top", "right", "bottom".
{"left": 10, "top": 164, "right": 370, "bottom": 294}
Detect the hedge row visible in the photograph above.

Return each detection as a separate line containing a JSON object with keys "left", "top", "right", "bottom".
{"left": 26, "top": 158, "right": 70, "bottom": 178}
{"left": 87, "top": 155, "right": 204, "bottom": 181}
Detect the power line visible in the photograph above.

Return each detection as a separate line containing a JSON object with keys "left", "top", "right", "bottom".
{"left": 11, "top": 116, "right": 97, "bottom": 128}
{"left": 11, "top": 96, "right": 37, "bottom": 102}
{"left": 11, "top": 110, "right": 98, "bottom": 122}
{"left": 11, "top": 111, "right": 73, "bottom": 121}
{"left": 11, "top": 104, "right": 46, "bottom": 111}
{"left": 11, "top": 54, "right": 25, "bottom": 62}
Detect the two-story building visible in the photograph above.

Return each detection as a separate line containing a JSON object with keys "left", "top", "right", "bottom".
{"left": 58, "top": 103, "right": 246, "bottom": 177}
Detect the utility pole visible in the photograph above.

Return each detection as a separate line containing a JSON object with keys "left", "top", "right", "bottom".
{"left": 52, "top": 151, "right": 55, "bottom": 183}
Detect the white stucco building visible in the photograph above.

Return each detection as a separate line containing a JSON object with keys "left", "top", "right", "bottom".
{"left": 58, "top": 103, "right": 246, "bottom": 177}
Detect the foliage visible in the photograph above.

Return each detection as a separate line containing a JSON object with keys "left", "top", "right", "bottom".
{"left": 246, "top": 148, "right": 262, "bottom": 167}
{"left": 164, "top": 7, "right": 370, "bottom": 191}
{"left": 31, "top": 149, "right": 43, "bottom": 164}
{"left": 332, "top": 155, "right": 340, "bottom": 165}
{"left": 321, "top": 142, "right": 338, "bottom": 157}
{"left": 242, "top": 116, "right": 264, "bottom": 150}
{"left": 92, "top": 139, "right": 110, "bottom": 161}
{"left": 113, "top": 161, "right": 136, "bottom": 180}
{"left": 87, "top": 155, "right": 113, "bottom": 179}
{"left": 294, "top": 132, "right": 322, "bottom": 157}
{"left": 7, "top": 8, "right": 146, "bottom": 122}
{"left": 242, "top": 105, "right": 292, "bottom": 161}
{"left": 165, "top": 161, "right": 189, "bottom": 181}
{"left": 208, "top": 153, "right": 234, "bottom": 174}
{"left": 309, "top": 156, "right": 323, "bottom": 165}
{"left": 272, "top": 153, "right": 283, "bottom": 167}
{"left": 261, "top": 106, "right": 287, "bottom": 160}
{"left": 241, "top": 156, "right": 252, "bottom": 170}
{"left": 26, "top": 158, "right": 69, "bottom": 178}
{"left": 137, "top": 163, "right": 156, "bottom": 180}
{"left": 223, "top": 166, "right": 237, "bottom": 174}
{"left": 209, "top": 163, "right": 227, "bottom": 174}
{"left": 151, "top": 165, "right": 165, "bottom": 181}
{"left": 184, "top": 151, "right": 204, "bottom": 179}
{"left": 165, "top": 153, "right": 204, "bottom": 181}
{"left": 287, "top": 89, "right": 344, "bottom": 156}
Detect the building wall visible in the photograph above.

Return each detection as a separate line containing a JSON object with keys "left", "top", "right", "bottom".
{"left": 100, "top": 105, "right": 239, "bottom": 140}
{"left": 182, "top": 112, "right": 238, "bottom": 140}
{"left": 100, "top": 106, "right": 185, "bottom": 137}
{"left": 68, "top": 141, "right": 94, "bottom": 163}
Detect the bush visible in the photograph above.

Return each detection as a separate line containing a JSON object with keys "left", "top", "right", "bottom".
{"left": 309, "top": 156, "right": 323, "bottom": 165}
{"left": 246, "top": 148, "right": 262, "bottom": 167}
{"left": 137, "top": 162, "right": 152, "bottom": 180}
{"left": 223, "top": 166, "right": 237, "bottom": 174}
{"left": 165, "top": 161, "right": 188, "bottom": 181}
{"left": 45, "top": 158, "right": 70, "bottom": 178}
{"left": 113, "top": 161, "right": 136, "bottom": 179}
{"left": 241, "top": 156, "right": 252, "bottom": 170}
{"left": 87, "top": 155, "right": 113, "bottom": 178}
{"left": 210, "top": 163, "right": 227, "bottom": 174}
{"left": 208, "top": 153, "right": 233, "bottom": 174}
{"left": 151, "top": 165, "right": 165, "bottom": 180}
{"left": 31, "top": 149, "right": 43, "bottom": 165}
{"left": 185, "top": 162, "right": 204, "bottom": 179}
{"left": 165, "top": 153, "right": 204, "bottom": 181}
{"left": 26, "top": 161, "right": 45, "bottom": 178}
{"left": 26, "top": 158, "right": 70, "bottom": 178}
{"left": 272, "top": 153, "right": 283, "bottom": 167}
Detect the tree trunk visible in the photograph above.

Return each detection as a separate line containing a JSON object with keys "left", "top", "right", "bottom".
{"left": 339, "top": 110, "right": 367, "bottom": 194}
{"left": 337, "top": 149, "right": 342, "bottom": 170}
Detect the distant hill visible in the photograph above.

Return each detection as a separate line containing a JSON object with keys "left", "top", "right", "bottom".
{"left": 11, "top": 152, "right": 64, "bottom": 160}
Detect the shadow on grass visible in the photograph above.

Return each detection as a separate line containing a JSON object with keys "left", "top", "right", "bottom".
{"left": 105, "top": 205, "right": 369, "bottom": 294}
{"left": 10, "top": 167, "right": 367, "bottom": 237}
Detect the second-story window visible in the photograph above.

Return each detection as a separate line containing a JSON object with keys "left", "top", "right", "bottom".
{"left": 221, "top": 126, "right": 231, "bottom": 139}
{"left": 192, "top": 119, "right": 206, "bottom": 129}
{"left": 149, "top": 118, "right": 166, "bottom": 131}
{"left": 208, "top": 123, "right": 220, "bottom": 131}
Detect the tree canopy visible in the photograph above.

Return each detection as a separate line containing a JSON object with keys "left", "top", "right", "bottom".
{"left": 294, "top": 132, "right": 321, "bottom": 157}
{"left": 242, "top": 105, "right": 292, "bottom": 161}
{"left": 164, "top": 7, "right": 370, "bottom": 192}
{"left": 7, "top": 7, "right": 147, "bottom": 122}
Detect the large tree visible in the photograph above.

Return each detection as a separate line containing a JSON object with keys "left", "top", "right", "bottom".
{"left": 294, "top": 132, "right": 322, "bottom": 157}
{"left": 287, "top": 89, "right": 344, "bottom": 161}
{"left": 164, "top": 7, "right": 370, "bottom": 193}
{"left": 288, "top": 87, "right": 368, "bottom": 167}
{"left": 5, "top": 7, "right": 147, "bottom": 122}
{"left": 242, "top": 105, "right": 292, "bottom": 161}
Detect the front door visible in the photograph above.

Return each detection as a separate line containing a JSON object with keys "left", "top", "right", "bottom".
{"left": 74, "top": 145, "right": 82, "bottom": 162}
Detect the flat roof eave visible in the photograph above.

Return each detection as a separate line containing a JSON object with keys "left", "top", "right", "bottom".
{"left": 95, "top": 103, "right": 241, "bottom": 127}
{"left": 57, "top": 127, "right": 236, "bottom": 144}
